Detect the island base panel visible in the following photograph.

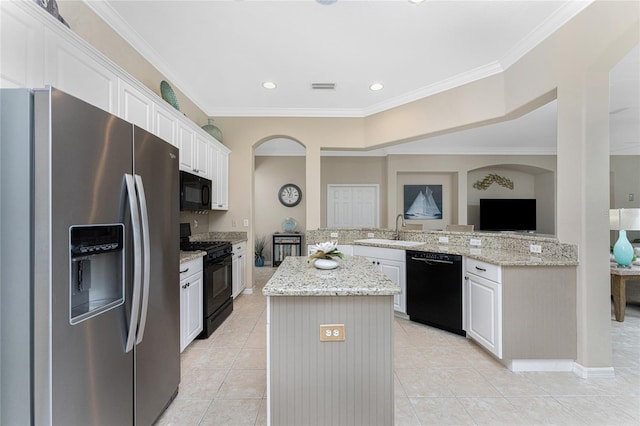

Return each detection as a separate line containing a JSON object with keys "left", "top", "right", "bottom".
{"left": 267, "top": 295, "right": 394, "bottom": 426}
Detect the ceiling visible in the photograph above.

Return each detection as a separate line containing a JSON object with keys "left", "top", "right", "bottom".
{"left": 87, "top": 1, "right": 638, "bottom": 155}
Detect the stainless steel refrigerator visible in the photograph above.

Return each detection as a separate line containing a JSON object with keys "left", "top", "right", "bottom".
{"left": 0, "top": 87, "right": 180, "bottom": 425}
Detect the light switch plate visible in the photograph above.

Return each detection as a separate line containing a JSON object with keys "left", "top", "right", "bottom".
{"left": 530, "top": 244, "right": 542, "bottom": 254}
{"left": 438, "top": 236, "right": 449, "bottom": 243}
{"left": 470, "top": 238, "right": 482, "bottom": 246}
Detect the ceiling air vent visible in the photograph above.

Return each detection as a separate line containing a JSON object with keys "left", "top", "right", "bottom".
{"left": 311, "top": 83, "right": 336, "bottom": 90}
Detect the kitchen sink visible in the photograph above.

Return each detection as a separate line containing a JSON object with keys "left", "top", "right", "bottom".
{"left": 353, "top": 238, "right": 425, "bottom": 248}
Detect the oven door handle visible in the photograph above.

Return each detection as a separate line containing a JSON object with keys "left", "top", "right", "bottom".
{"left": 135, "top": 174, "right": 151, "bottom": 345}
{"left": 125, "top": 174, "right": 142, "bottom": 353}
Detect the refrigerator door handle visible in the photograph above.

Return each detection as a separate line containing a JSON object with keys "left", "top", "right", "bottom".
{"left": 134, "top": 174, "right": 151, "bottom": 344}
{"left": 125, "top": 174, "right": 143, "bottom": 353}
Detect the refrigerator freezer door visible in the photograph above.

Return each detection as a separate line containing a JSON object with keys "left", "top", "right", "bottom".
{"left": 133, "top": 126, "right": 180, "bottom": 425}
{"left": 33, "top": 87, "right": 135, "bottom": 425}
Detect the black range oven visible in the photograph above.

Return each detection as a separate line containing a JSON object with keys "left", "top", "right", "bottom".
{"left": 180, "top": 224, "right": 233, "bottom": 337}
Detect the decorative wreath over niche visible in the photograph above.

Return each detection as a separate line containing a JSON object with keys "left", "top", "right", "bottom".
{"left": 473, "top": 174, "right": 514, "bottom": 190}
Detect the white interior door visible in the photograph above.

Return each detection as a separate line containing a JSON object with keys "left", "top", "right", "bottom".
{"left": 327, "top": 184, "right": 379, "bottom": 228}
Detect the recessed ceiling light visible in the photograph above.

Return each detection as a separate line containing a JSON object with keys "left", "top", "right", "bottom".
{"left": 369, "top": 83, "right": 384, "bottom": 91}
{"left": 262, "top": 81, "right": 277, "bottom": 89}
{"left": 408, "top": 0, "right": 425, "bottom": 4}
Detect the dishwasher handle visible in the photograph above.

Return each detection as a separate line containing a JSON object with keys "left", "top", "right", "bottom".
{"left": 410, "top": 256, "right": 454, "bottom": 265}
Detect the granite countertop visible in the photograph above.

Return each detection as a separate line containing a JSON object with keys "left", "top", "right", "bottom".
{"left": 190, "top": 232, "right": 247, "bottom": 245}
{"left": 180, "top": 250, "right": 206, "bottom": 264}
{"left": 262, "top": 256, "right": 401, "bottom": 297}
{"left": 353, "top": 240, "right": 577, "bottom": 266}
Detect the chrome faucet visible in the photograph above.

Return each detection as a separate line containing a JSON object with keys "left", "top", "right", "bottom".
{"left": 394, "top": 214, "right": 406, "bottom": 240}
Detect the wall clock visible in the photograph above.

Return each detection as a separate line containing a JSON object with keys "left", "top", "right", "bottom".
{"left": 278, "top": 183, "right": 302, "bottom": 207}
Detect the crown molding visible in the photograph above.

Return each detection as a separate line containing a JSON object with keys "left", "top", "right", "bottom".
{"left": 499, "top": 0, "right": 593, "bottom": 69}
{"left": 85, "top": 0, "right": 593, "bottom": 119}
{"left": 81, "top": 0, "right": 212, "bottom": 115}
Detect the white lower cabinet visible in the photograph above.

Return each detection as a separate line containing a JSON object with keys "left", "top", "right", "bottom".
{"left": 353, "top": 246, "right": 406, "bottom": 314}
{"left": 232, "top": 241, "right": 247, "bottom": 298}
{"left": 179, "top": 257, "right": 203, "bottom": 352}
{"left": 465, "top": 258, "right": 502, "bottom": 359}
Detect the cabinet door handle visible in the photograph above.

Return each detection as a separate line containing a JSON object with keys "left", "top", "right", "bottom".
{"left": 193, "top": 168, "right": 199, "bottom": 173}
{"left": 182, "top": 283, "right": 188, "bottom": 289}
{"left": 475, "top": 266, "right": 487, "bottom": 272}
{"left": 180, "top": 268, "right": 189, "bottom": 274}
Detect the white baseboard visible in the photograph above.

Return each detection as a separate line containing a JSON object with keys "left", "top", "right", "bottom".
{"left": 242, "top": 287, "right": 254, "bottom": 295}
{"left": 572, "top": 362, "right": 615, "bottom": 378}
{"left": 508, "top": 359, "right": 574, "bottom": 372}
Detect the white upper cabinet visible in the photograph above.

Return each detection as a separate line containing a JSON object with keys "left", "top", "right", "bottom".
{"left": 153, "top": 105, "right": 177, "bottom": 147}
{"left": 1, "top": 1, "right": 231, "bottom": 207}
{"left": 44, "top": 28, "right": 118, "bottom": 115}
{"left": 209, "top": 147, "right": 229, "bottom": 210}
{"left": 0, "top": 1, "right": 44, "bottom": 88}
{"left": 177, "top": 121, "right": 195, "bottom": 172}
{"left": 194, "top": 133, "right": 211, "bottom": 178}
{"left": 118, "top": 79, "right": 154, "bottom": 132}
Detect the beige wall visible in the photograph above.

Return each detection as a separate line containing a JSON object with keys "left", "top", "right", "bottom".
{"left": 55, "top": 0, "right": 640, "bottom": 370}
{"left": 254, "top": 156, "right": 306, "bottom": 263}
{"left": 397, "top": 172, "right": 455, "bottom": 230}
{"left": 386, "top": 155, "right": 556, "bottom": 230}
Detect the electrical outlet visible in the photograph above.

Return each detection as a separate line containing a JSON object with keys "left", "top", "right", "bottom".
{"left": 630, "top": 193, "right": 635, "bottom": 202}
{"left": 470, "top": 238, "right": 482, "bottom": 246}
{"left": 320, "top": 324, "right": 345, "bottom": 342}
{"left": 438, "top": 236, "right": 449, "bottom": 243}
{"left": 367, "top": 232, "right": 375, "bottom": 238}
{"left": 193, "top": 219, "right": 198, "bottom": 228}
{"left": 243, "top": 219, "right": 249, "bottom": 227}
{"left": 530, "top": 244, "right": 542, "bottom": 254}
{"left": 470, "top": 248, "right": 482, "bottom": 255}
{"left": 330, "top": 232, "right": 338, "bottom": 238}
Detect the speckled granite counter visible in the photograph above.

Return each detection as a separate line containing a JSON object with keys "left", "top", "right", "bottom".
{"left": 353, "top": 240, "right": 576, "bottom": 266}
{"left": 180, "top": 250, "right": 206, "bottom": 264}
{"left": 190, "top": 231, "right": 247, "bottom": 245}
{"left": 307, "top": 228, "right": 578, "bottom": 266}
{"left": 262, "top": 256, "right": 401, "bottom": 296}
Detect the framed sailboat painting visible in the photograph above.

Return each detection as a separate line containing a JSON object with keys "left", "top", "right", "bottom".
{"left": 404, "top": 185, "right": 443, "bottom": 220}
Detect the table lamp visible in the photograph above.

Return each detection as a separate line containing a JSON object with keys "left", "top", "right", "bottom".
{"left": 612, "top": 208, "right": 640, "bottom": 267}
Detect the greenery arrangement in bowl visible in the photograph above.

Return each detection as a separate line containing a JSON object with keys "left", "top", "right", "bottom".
{"left": 254, "top": 235, "right": 267, "bottom": 267}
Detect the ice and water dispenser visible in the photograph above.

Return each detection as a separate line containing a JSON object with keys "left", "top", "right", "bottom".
{"left": 69, "top": 224, "right": 125, "bottom": 324}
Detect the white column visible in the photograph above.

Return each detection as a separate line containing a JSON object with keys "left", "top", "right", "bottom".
{"left": 306, "top": 145, "right": 321, "bottom": 229}
{"left": 556, "top": 72, "right": 612, "bottom": 372}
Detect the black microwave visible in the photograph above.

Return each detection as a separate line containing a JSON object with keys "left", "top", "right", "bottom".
{"left": 180, "top": 171, "right": 212, "bottom": 211}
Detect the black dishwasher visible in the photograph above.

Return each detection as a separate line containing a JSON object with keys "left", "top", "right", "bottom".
{"left": 406, "top": 251, "right": 465, "bottom": 336}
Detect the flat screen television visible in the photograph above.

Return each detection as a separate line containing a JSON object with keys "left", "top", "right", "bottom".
{"left": 479, "top": 198, "right": 536, "bottom": 231}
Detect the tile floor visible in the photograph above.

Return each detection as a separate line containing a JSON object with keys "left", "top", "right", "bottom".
{"left": 157, "top": 267, "right": 640, "bottom": 425}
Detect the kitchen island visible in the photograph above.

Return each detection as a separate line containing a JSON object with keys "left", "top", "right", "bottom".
{"left": 263, "top": 256, "right": 400, "bottom": 426}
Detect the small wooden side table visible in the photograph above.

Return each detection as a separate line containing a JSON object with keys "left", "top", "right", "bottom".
{"left": 610, "top": 264, "right": 640, "bottom": 322}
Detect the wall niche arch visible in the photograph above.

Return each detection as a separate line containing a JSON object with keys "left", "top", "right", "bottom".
{"left": 467, "top": 164, "right": 555, "bottom": 235}
{"left": 253, "top": 137, "right": 306, "bottom": 265}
